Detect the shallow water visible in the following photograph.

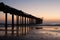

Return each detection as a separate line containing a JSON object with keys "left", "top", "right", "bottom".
{"left": 0, "top": 26, "right": 31, "bottom": 36}
{"left": 22, "top": 26, "right": 60, "bottom": 40}
{"left": 0, "top": 26, "right": 60, "bottom": 40}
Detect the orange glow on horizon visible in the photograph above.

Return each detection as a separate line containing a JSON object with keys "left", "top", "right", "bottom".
{"left": 0, "top": 12, "right": 60, "bottom": 24}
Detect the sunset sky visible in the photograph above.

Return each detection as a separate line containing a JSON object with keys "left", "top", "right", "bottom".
{"left": 0, "top": 0, "right": 60, "bottom": 24}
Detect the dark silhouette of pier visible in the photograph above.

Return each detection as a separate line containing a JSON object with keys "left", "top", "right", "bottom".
{"left": 0, "top": 2, "right": 43, "bottom": 36}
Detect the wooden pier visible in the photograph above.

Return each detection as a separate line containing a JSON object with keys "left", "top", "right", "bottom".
{"left": 0, "top": 2, "right": 43, "bottom": 36}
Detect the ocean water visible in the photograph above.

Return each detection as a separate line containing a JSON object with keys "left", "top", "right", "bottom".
{"left": 0, "top": 26, "right": 60, "bottom": 40}
{"left": 0, "top": 25, "right": 32, "bottom": 36}
{"left": 23, "top": 26, "right": 60, "bottom": 40}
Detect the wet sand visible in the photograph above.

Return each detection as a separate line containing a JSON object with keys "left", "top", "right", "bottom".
{"left": 22, "top": 26, "right": 60, "bottom": 40}
{"left": 0, "top": 26, "right": 60, "bottom": 40}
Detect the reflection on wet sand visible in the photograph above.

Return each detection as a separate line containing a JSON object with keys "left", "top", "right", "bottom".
{"left": 23, "top": 26, "right": 60, "bottom": 40}
{"left": 0, "top": 26, "right": 32, "bottom": 36}
{"left": 0, "top": 26, "right": 60, "bottom": 40}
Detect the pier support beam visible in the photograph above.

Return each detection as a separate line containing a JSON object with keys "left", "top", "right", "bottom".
{"left": 32, "top": 19, "right": 34, "bottom": 24}
{"left": 16, "top": 15, "right": 19, "bottom": 36}
{"left": 19, "top": 16, "right": 21, "bottom": 25}
{"left": 28, "top": 18, "right": 31, "bottom": 32}
{"left": 19, "top": 16, "right": 21, "bottom": 35}
{"left": 21, "top": 16, "right": 23, "bottom": 35}
{"left": 12, "top": 14, "right": 14, "bottom": 36}
{"left": 33, "top": 19, "right": 35, "bottom": 24}
{"left": 31, "top": 18, "right": 33, "bottom": 25}
{"left": 5, "top": 13, "right": 7, "bottom": 35}
{"left": 29, "top": 18, "right": 31, "bottom": 25}
{"left": 25, "top": 17, "right": 26, "bottom": 35}
{"left": 27, "top": 18, "right": 29, "bottom": 33}
{"left": 28, "top": 18, "right": 29, "bottom": 25}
